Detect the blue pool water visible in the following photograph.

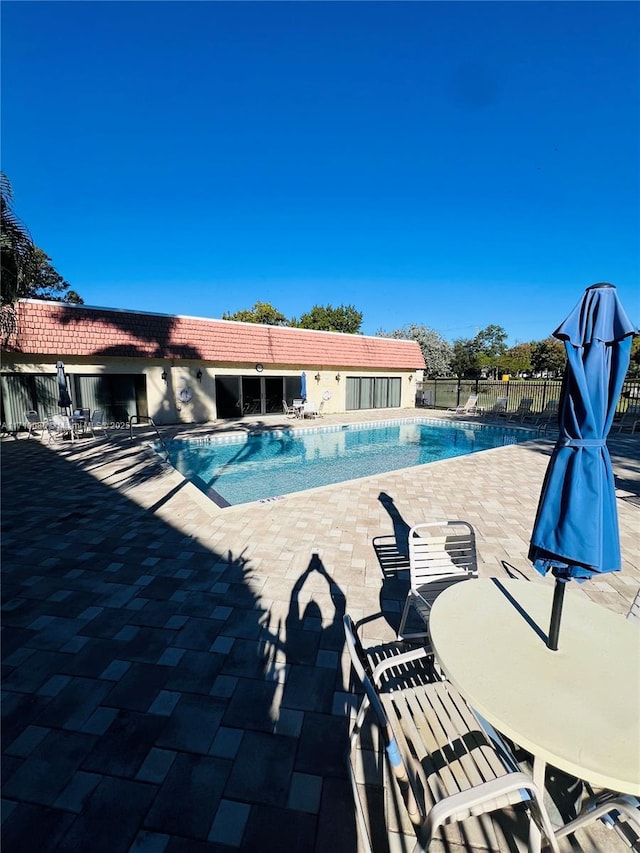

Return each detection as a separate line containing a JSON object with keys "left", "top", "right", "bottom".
{"left": 163, "top": 418, "right": 538, "bottom": 508}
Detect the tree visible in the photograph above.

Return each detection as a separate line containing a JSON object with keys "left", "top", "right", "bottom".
{"left": 292, "top": 304, "right": 363, "bottom": 334}
{"left": 531, "top": 336, "right": 566, "bottom": 377}
{"left": 1, "top": 172, "right": 36, "bottom": 306}
{"left": 28, "top": 248, "right": 83, "bottom": 304}
{"left": 501, "top": 342, "right": 533, "bottom": 377}
{"left": 222, "top": 301, "right": 288, "bottom": 325}
{"left": 473, "top": 324, "right": 508, "bottom": 379}
{"left": 377, "top": 324, "right": 452, "bottom": 377}
{"left": 627, "top": 335, "right": 640, "bottom": 379}
{"left": 1, "top": 173, "right": 82, "bottom": 306}
{"left": 450, "top": 337, "right": 481, "bottom": 378}
{"left": 474, "top": 324, "right": 508, "bottom": 358}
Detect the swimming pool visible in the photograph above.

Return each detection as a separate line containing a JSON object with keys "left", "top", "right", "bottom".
{"left": 163, "top": 418, "right": 539, "bottom": 508}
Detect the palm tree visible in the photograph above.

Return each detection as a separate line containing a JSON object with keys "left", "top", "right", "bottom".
{"left": 1, "top": 172, "right": 36, "bottom": 306}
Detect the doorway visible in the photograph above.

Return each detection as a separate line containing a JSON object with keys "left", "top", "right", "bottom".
{"left": 215, "top": 375, "right": 299, "bottom": 418}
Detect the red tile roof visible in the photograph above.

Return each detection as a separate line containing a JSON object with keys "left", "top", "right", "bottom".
{"left": 5, "top": 300, "right": 426, "bottom": 370}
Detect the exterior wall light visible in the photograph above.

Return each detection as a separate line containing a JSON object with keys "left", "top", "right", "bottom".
{"left": 315, "top": 372, "right": 321, "bottom": 382}
{"left": 408, "top": 374, "right": 413, "bottom": 382}
{"left": 161, "top": 369, "right": 168, "bottom": 382}
{"left": 196, "top": 369, "right": 203, "bottom": 382}
{"left": 335, "top": 373, "right": 341, "bottom": 382}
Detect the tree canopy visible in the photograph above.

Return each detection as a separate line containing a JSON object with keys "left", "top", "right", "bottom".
{"left": 1, "top": 173, "right": 82, "bottom": 305}
{"left": 223, "top": 301, "right": 363, "bottom": 333}
{"left": 530, "top": 337, "right": 566, "bottom": 377}
{"left": 222, "top": 301, "right": 288, "bottom": 326}
{"left": 377, "top": 324, "right": 452, "bottom": 378}
{"left": 292, "top": 304, "right": 362, "bottom": 334}
{"left": 1, "top": 172, "right": 33, "bottom": 305}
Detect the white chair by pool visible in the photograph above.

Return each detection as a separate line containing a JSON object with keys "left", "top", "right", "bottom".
{"left": 25, "top": 410, "right": 44, "bottom": 439}
{"left": 343, "top": 614, "right": 562, "bottom": 853}
{"left": 282, "top": 399, "right": 296, "bottom": 418}
{"left": 482, "top": 396, "right": 508, "bottom": 417}
{"left": 447, "top": 394, "right": 480, "bottom": 415}
{"left": 397, "top": 520, "right": 478, "bottom": 641}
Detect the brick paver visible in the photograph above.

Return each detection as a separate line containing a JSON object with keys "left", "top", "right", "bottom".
{"left": 2, "top": 410, "right": 638, "bottom": 852}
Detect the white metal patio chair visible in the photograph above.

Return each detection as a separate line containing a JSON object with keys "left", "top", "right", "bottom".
{"left": 343, "top": 614, "right": 561, "bottom": 853}
{"left": 87, "top": 409, "right": 109, "bottom": 437}
{"left": 397, "top": 520, "right": 478, "bottom": 641}
{"left": 282, "top": 399, "right": 296, "bottom": 418}
{"left": 25, "top": 410, "right": 44, "bottom": 439}
{"left": 45, "top": 414, "right": 71, "bottom": 443}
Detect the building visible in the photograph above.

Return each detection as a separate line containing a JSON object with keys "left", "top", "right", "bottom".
{"left": 1, "top": 300, "right": 425, "bottom": 429}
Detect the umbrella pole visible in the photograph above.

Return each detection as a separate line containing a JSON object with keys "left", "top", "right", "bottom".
{"left": 548, "top": 578, "right": 566, "bottom": 650}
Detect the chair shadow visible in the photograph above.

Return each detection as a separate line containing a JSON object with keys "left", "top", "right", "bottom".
{"left": 372, "top": 492, "right": 414, "bottom": 635}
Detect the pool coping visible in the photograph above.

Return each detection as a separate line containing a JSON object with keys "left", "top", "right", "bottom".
{"left": 157, "top": 416, "right": 548, "bottom": 512}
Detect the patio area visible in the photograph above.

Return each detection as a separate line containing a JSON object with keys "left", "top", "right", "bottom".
{"left": 2, "top": 409, "right": 639, "bottom": 853}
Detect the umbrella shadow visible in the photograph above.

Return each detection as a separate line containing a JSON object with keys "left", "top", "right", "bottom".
{"left": 500, "top": 560, "right": 531, "bottom": 581}
{"left": 491, "top": 578, "right": 548, "bottom": 645}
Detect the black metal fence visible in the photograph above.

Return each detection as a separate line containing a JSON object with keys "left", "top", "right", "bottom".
{"left": 417, "top": 378, "right": 640, "bottom": 416}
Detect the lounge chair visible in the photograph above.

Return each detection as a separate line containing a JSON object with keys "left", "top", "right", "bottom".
{"left": 525, "top": 399, "right": 559, "bottom": 430}
{"left": 482, "top": 396, "right": 508, "bottom": 417}
{"left": 447, "top": 394, "right": 480, "bottom": 415}
{"left": 616, "top": 404, "right": 640, "bottom": 434}
{"left": 343, "top": 614, "right": 562, "bottom": 853}
{"left": 397, "top": 520, "right": 478, "bottom": 640}
{"left": 502, "top": 397, "right": 534, "bottom": 422}
{"left": 25, "top": 410, "right": 44, "bottom": 439}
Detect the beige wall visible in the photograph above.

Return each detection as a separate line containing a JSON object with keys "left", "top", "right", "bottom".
{"left": 1, "top": 354, "right": 419, "bottom": 426}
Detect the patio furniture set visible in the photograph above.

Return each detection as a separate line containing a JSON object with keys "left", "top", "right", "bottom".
{"left": 282, "top": 398, "right": 325, "bottom": 419}
{"left": 344, "top": 520, "right": 640, "bottom": 853}
{"left": 25, "top": 408, "right": 109, "bottom": 443}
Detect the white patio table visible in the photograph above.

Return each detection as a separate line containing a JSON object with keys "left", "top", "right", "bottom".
{"left": 428, "top": 578, "right": 640, "bottom": 852}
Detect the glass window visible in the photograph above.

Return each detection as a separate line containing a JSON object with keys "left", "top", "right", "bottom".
{"left": 345, "top": 376, "right": 402, "bottom": 411}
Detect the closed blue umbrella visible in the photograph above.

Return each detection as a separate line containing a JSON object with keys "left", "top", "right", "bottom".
{"left": 300, "top": 371, "right": 307, "bottom": 401}
{"left": 529, "top": 283, "right": 636, "bottom": 649}
{"left": 56, "top": 360, "right": 72, "bottom": 410}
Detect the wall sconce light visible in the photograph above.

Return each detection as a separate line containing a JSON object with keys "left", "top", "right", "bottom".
{"left": 314, "top": 372, "right": 321, "bottom": 382}
{"left": 161, "top": 369, "right": 168, "bottom": 382}
{"left": 408, "top": 374, "right": 413, "bottom": 382}
{"left": 335, "top": 373, "right": 341, "bottom": 382}
{"left": 196, "top": 369, "right": 203, "bottom": 382}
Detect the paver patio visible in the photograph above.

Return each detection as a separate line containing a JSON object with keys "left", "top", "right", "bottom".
{"left": 2, "top": 409, "right": 638, "bottom": 852}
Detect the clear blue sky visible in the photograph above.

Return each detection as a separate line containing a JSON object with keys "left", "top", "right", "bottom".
{"left": 2, "top": 1, "right": 638, "bottom": 345}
